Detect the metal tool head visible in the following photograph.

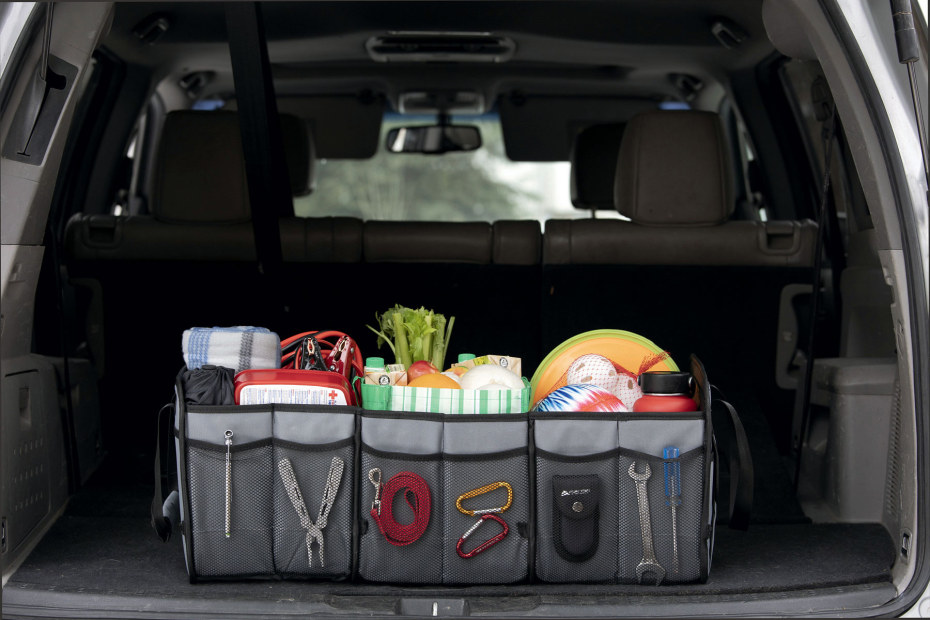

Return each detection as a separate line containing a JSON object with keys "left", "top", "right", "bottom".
{"left": 636, "top": 559, "right": 666, "bottom": 586}
{"left": 628, "top": 461, "right": 652, "bottom": 481}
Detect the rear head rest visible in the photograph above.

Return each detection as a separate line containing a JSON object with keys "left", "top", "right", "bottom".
{"left": 281, "top": 114, "right": 316, "bottom": 197}
{"left": 570, "top": 123, "right": 624, "bottom": 210}
{"left": 614, "top": 110, "right": 733, "bottom": 226}
{"left": 153, "top": 110, "right": 315, "bottom": 223}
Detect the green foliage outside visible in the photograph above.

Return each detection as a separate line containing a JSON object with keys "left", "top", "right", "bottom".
{"left": 294, "top": 119, "right": 536, "bottom": 221}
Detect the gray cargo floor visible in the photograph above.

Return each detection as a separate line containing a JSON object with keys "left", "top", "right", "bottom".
{"left": 3, "top": 473, "right": 896, "bottom": 615}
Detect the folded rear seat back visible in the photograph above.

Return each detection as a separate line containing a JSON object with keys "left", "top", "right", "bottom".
{"left": 363, "top": 221, "right": 493, "bottom": 264}
{"left": 545, "top": 110, "right": 817, "bottom": 267}
{"left": 64, "top": 110, "right": 363, "bottom": 264}
{"left": 492, "top": 220, "right": 541, "bottom": 266}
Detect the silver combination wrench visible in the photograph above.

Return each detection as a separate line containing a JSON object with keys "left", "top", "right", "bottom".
{"left": 629, "top": 462, "right": 665, "bottom": 585}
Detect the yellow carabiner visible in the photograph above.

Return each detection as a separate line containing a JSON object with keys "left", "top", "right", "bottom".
{"left": 455, "top": 481, "right": 513, "bottom": 516}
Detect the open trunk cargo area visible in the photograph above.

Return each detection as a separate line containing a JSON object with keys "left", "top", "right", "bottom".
{"left": 3, "top": 385, "right": 898, "bottom": 617}
{"left": 2, "top": 1, "right": 926, "bottom": 617}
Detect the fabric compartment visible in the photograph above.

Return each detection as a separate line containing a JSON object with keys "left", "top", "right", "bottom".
{"left": 533, "top": 416, "right": 621, "bottom": 583}
{"left": 184, "top": 407, "right": 274, "bottom": 578}
{"left": 617, "top": 414, "right": 709, "bottom": 585}
{"left": 443, "top": 416, "right": 530, "bottom": 584}
{"left": 617, "top": 447, "right": 706, "bottom": 584}
{"left": 358, "top": 414, "right": 444, "bottom": 583}
{"left": 272, "top": 407, "right": 357, "bottom": 579}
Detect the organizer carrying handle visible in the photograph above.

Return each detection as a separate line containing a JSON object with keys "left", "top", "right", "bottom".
{"left": 713, "top": 396, "right": 754, "bottom": 531}
{"left": 151, "top": 402, "right": 176, "bottom": 542}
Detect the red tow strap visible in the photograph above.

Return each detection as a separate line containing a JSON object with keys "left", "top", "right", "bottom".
{"left": 371, "top": 471, "right": 432, "bottom": 546}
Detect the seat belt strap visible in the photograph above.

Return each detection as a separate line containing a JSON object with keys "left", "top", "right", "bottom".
{"left": 224, "top": 2, "right": 291, "bottom": 279}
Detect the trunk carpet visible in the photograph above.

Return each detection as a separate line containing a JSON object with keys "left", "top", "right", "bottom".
{"left": 5, "top": 471, "right": 894, "bottom": 602}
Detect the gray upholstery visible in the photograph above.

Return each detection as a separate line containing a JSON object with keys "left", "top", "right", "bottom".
{"left": 543, "top": 218, "right": 816, "bottom": 266}
{"left": 65, "top": 110, "right": 361, "bottom": 264}
{"left": 544, "top": 110, "right": 816, "bottom": 267}
{"left": 153, "top": 110, "right": 316, "bottom": 224}
{"left": 570, "top": 123, "right": 624, "bottom": 210}
{"left": 362, "top": 220, "right": 540, "bottom": 265}
{"left": 304, "top": 216, "right": 363, "bottom": 263}
{"left": 615, "top": 110, "right": 733, "bottom": 226}
{"left": 492, "top": 220, "right": 541, "bottom": 265}
{"left": 363, "top": 221, "right": 493, "bottom": 263}
{"left": 153, "top": 111, "right": 250, "bottom": 223}
{"left": 64, "top": 214, "right": 363, "bottom": 263}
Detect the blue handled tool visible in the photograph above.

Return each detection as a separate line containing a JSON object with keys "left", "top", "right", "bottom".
{"left": 663, "top": 446, "right": 681, "bottom": 573}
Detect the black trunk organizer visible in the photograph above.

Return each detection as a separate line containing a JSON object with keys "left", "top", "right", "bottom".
{"left": 155, "top": 356, "right": 749, "bottom": 585}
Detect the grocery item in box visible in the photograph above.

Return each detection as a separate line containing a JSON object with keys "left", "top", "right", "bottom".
{"left": 452, "top": 354, "right": 522, "bottom": 377}
{"left": 361, "top": 378, "right": 531, "bottom": 414}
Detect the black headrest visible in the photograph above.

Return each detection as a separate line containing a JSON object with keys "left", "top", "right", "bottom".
{"left": 570, "top": 123, "right": 625, "bottom": 210}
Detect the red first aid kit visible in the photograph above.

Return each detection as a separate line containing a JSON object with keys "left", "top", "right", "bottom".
{"left": 234, "top": 331, "right": 364, "bottom": 405}
{"left": 234, "top": 369, "right": 356, "bottom": 405}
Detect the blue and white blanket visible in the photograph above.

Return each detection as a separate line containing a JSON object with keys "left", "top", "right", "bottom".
{"left": 182, "top": 326, "right": 281, "bottom": 373}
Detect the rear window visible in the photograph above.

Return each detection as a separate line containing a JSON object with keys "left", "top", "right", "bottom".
{"left": 295, "top": 114, "right": 624, "bottom": 224}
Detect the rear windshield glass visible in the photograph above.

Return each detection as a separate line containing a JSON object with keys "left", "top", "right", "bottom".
{"left": 294, "top": 114, "right": 624, "bottom": 224}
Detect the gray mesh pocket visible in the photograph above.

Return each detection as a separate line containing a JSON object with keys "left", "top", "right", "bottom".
{"left": 444, "top": 451, "right": 530, "bottom": 584}
{"left": 358, "top": 449, "right": 443, "bottom": 583}
{"left": 535, "top": 451, "right": 620, "bottom": 583}
{"left": 618, "top": 448, "right": 706, "bottom": 584}
{"left": 187, "top": 441, "right": 274, "bottom": 577}
{"left": 273, "top": 440, "right": 354, "bottom": 579}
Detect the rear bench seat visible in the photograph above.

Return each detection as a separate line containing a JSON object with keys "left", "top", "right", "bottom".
{"left": 543, "top": 110, "right": 817, "bottom": 429}
{"left": 64, "top": 108, "right": 546, "bottom": 440}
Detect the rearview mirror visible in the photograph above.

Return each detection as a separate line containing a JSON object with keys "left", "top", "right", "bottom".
{"left": 385, "top": 125, "right": 481, "bottom": 154}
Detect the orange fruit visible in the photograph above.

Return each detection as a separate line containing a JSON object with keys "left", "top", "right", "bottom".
{"left": 408, "top": 373, "right": 462, "bottom": 389}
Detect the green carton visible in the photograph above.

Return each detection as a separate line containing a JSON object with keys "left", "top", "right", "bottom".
{"left": 361, "top": 378, "right": 532, "bottom": 414}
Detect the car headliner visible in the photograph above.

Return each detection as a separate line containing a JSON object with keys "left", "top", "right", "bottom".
{"left": 103, "top": 1, "right": 775, "bottom": 108}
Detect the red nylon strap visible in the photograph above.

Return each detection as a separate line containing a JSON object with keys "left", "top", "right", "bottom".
{"left": 371, "top": 471, "right": 432, "bottom": 546}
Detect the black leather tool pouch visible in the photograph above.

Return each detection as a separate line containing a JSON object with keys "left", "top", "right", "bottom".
{"left": 552, "top": 475, "right": 601, "bottom": 562}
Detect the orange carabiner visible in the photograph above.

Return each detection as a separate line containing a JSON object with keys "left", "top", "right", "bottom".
{"left": 456, "top": 513, "right": 508, "bottom": 559}
{"left": 455, "top": 481, "right": 513, "bottom": 516}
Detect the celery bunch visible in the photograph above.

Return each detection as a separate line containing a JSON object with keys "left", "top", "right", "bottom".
{"left": 367, "top": 305, "right": 455, "bottom": 370}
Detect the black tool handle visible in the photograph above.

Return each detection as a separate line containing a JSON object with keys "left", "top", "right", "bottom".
{"left": 891, "top": 0, "right": 920, "bottom": 63}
